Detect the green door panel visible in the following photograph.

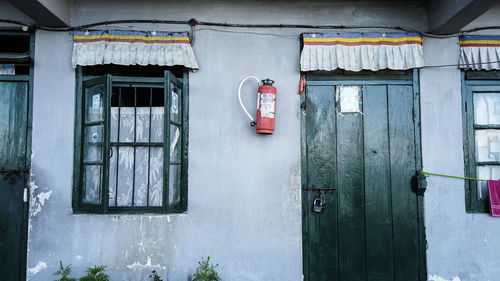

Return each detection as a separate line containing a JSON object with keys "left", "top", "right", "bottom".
{"left": 336, "top": 87, "right": 365, "bottom": 281}
{"left": 302, "top": 77, "right": 425, "bottom": 281}
{"left": 0, "top": 173, "right": 26, "bottom": 280}
{"left": 388, "top": 85, "right": 420, "bottom": 281}
{"left": 0, "top": 81, "right": 29, "bottom": 281}
{"left": 0, "top": 82, "right": 28, "bottom": 169}
{"left": 363, "top": 85, "right": 394, "bottom": 281}
{"left": 303, "top": 85, "right": 338, "bottom": 281}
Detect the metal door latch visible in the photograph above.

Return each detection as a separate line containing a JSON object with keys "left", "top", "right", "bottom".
{"left": 302, "top": 185, "right": 337, "bottom": 191}
{"left": 1, "top": 169, "right": 30, "bottom": 185}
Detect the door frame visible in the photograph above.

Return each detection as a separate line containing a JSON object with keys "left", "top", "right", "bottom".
{"left": 0, "top": 28, "right": 35, "bottom": 281}
{"left": 300, "top": 69, "right": 426, "bottom": 281}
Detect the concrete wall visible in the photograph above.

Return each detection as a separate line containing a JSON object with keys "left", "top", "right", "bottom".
{"left": 2, "top": 0, "right": 497, "bottom": 280}
{"left": 422, "top": 4, "right": 500, "bottom": 281}
{"left": 421, "top": 37, "right": 500, "bottom": 281}
{"left": 23, "top": 1, "right": 427, "bottom": 280}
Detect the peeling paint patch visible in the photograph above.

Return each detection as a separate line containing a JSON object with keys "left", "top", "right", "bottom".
{"left": 27, "top": 261, "right": 47, "bottom": 278}
{"left": 289, "top": 164, "right": 301, "bottom": 205}
{"left": 126, "top": 256, "right": 166, "bottom": 272}
{"left": 28, "top": 173, "right": 52, "bottom": 220}
{"left": 428, "top": 274, "right": 461, "bottom": 281}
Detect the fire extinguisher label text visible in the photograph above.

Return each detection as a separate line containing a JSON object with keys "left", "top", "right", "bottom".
{"left": 259, "top": 93, "right": 276, "bottom": 118}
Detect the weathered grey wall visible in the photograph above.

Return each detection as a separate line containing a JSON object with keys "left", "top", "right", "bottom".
{"left": 24, "top": 1, "right": 428, "bottom": 280}
{"left": 422, "top": 4, "right": 500, "bottom": 281}
{"left": 12, "top": 0, "right": 500, "bottom": 280}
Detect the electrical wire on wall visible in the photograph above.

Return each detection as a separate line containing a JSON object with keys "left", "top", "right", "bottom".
{"left": 2, "top": 17, "right": 500, "bottom": 37}
{"left": 2, "top": 18, "right": 500, "bottom": 69}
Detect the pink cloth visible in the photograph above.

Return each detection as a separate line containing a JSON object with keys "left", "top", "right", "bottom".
{"left": 488, "top": 180, "right": 500, "bottom": 217}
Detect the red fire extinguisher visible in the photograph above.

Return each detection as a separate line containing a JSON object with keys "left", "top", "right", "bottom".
{"left": 238, "top": 76, "right": 277, "bottom": 134}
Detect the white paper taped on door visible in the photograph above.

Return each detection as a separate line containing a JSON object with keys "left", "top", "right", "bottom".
{"left": 339, "top": 86, "right": 360, "bottom": 113}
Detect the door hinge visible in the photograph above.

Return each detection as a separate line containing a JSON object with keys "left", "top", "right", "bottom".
{"left": 23, "top": 188, "right": 28, "bottom": 202}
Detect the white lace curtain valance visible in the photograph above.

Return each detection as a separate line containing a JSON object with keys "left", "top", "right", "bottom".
{"left": 460, "top": 35, "right": 500, "bottom": 70}
{"left": 72, "top": 30, "right": 199, "bottom": 70}
{"left": 300, "top": 32, "right": 424, "bottom": 72}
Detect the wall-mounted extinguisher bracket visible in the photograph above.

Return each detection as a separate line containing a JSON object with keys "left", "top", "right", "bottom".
{"left": 238, "top": 76, "right": 277, "bottom": 134}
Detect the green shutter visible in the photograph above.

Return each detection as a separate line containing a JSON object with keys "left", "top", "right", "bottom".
{"left": 77, "top": 74, "right": 111, "bottom": 213}
{"left": 164, "top": 70, "right": 185, "bottom": 213}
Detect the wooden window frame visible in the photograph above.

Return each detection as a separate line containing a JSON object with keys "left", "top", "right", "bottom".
{"left": 72, "top": 67, "right": 189, "bottom": 214}
{"left": 462, "top": 71, "right": 500, "bottom": 213}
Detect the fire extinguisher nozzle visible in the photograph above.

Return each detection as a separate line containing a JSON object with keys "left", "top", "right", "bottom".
{"left": 250, "top": 121, "right": 257, "bottom": 127}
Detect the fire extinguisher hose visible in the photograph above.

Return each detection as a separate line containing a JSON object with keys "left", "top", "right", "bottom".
{"left": 238, "top": 76, "right": 260, "bottom": 125}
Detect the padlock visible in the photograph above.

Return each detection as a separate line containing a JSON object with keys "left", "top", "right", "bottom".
{"left": 312, "top": 198, "right": 324, "bottom": 213}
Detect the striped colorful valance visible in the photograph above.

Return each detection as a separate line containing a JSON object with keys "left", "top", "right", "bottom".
{"left": 72, "top": 30, "right": 198, "bottom": 70}
{"left": 459, "top": 35, "right": 500, "bottom": 70}
{"left": 300, "top": 32, "right": 424, "bottom": 72}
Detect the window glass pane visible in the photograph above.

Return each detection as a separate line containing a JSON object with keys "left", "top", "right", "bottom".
{"left": 475, "top": 129, "right": 500, "bottom": 162}
{"left": 149, "top": 147, "right": 164, "bottom": 206}
{"left": 169, "top": 164, "right": 181, "bottom": 205}
{"left": 474, "top": 92, "right": 500, "bottom": 125}
{"left": 116, "top": 146, "right": 134, "bottom": 206}
{"left": 83, "top": 125, "right": 103, "bottom": 162}
{"left": 83, "top": 165, "right": 102, "bottom": 204}
{"left": 151, "top": 87, "right": 164, "bottom": 107}
{"left": 136, "top": 87, "right": 151, "bottom": 107}
{"left": 114, "top": 87, "right": 134, "bottom": 142}
{"left": 108, "top": 146, "right": 117, "bottom": 206}
{"left": 476, "top": 166, "right": 500, "bottom": 200}
{"left": 119, "top": 107, "right": 135, "bottom": 142}
{"left": 85, "top": 85, "right": 104, "bottom": 122}
{"left": 135, "top": 88, "right": 151, "bottom": 142}
{"left": 134, "top": 147, "right": 149, "bottom": 206}
{"left": 170, "top": 125, "right": 181, "bottom": 161}
{"left": 110, "top": 107, "right": 119, "bottom": 142}
{"left": 136, "top": 107, "right": 150, "bottom": 142}
{"left": 151, "top": 107, "right": 164, "bottom": 142}
{"left": 170, "top": 85, "right": 180, "bottom": 122}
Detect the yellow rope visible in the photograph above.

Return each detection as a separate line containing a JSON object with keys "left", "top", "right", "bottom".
{"left": 422, "top": 171, "right": 488, "bottom": 181}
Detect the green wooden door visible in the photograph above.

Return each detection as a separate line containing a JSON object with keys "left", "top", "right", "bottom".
{"left": 301, "top": 72, "right": 426, "bottom": 281}
{"left": 0, "top": 81, "right": 30, "bottom": 280}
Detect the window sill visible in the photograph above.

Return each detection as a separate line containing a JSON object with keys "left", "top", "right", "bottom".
{"left": 71, "top": 208, "right": 187, "bottom": 215}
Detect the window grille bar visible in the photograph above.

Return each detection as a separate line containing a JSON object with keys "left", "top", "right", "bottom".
{"left": 110, "top": 142, "right": 162, "bottom": 146}
{"left": 474, "top": 125, "right": 500, "bottom": 129}
{"left": 132, "top": 87, "right": 137, "bottom": 207}
{"left": 112, "top": 83, "right": 163, "bottom": 88}
{"left": 146, "top": 87, "right": 153, "bottom": 207}
{"left": 114, "top": 87, "right": 122, "bottom": 207}
{"left": 476, "top": 161, "right": 500, "bottom": 166}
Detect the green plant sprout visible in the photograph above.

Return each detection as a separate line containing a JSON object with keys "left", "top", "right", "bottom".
{"left": 192, "top": 256, "right": 221, "bottom": 281}
{"left": 53, "top": 261, "right": 76, "bottom": 281}
{"left": 79, "top": 265, "right": 110, "bottom": 281}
